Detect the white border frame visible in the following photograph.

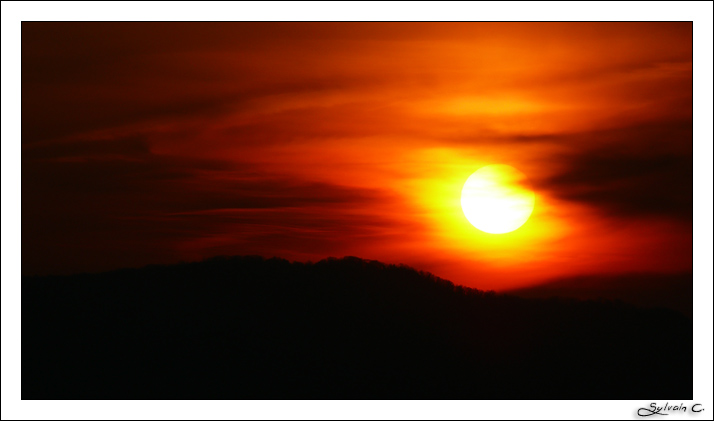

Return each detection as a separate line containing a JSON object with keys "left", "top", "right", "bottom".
{"left": 2, "top": 2, "right": 712, "bottom": 420}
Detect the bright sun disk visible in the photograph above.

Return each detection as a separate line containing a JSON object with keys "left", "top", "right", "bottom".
{"left": 460, "top": 164, "right": 535, "bottom": 234}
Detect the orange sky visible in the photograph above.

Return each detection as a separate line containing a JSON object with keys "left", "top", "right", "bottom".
{"left": 22, "top": 22, "right": 692, "bottom": 290}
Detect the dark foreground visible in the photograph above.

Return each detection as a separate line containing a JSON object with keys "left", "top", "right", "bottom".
{"left": 23, "top": 256, "right": 692, "bottom": 399}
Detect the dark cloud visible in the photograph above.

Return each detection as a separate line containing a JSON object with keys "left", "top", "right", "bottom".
{"left": 164, "top": 206, "right": 418, "bottom": 259}
{"left": 546, "top": 153, "right": 692, "bottom": 219}
{"left": 22, "top": 141, "right": 406, "bottom": 275}
{"left": 23, "top": 138, "right": 393, "bottom": 213}
{"left": 534, "top": 121, "right": 692, "bottom": 221}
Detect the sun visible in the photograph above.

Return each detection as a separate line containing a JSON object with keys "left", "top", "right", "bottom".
{"left": 460, "top": 164, "right": 535, "bottom": 234}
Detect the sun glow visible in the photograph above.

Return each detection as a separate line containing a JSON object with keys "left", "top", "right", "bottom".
{"left": 461, "top": 165, "right": 535, "bottom": 234}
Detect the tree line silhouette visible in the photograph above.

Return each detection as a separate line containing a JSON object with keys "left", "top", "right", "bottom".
{"left": 22, "top": 256, "right": 692, "bottom": 399}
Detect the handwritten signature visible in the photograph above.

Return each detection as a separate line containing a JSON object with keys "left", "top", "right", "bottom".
{"left": 638, "top": 403, "right": 704, "bottom": 416}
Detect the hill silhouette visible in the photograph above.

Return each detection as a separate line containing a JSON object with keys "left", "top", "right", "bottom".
{"left": 506, "top": 272, "right": 693, "bottom": 318}
{"left": 22, "top": 256, "right": 692, "bottom": 399}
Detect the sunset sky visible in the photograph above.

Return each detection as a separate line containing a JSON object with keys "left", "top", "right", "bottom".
{"left": 22, "top": 22, "right": 693, "bottom": 291}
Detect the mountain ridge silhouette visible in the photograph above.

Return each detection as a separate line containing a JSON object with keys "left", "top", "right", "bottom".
{"left": 22, "top": 255, "right": 692, "bottom": 399}
{"left": 506, "top": 271, "right": 692, "bottom": 318}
